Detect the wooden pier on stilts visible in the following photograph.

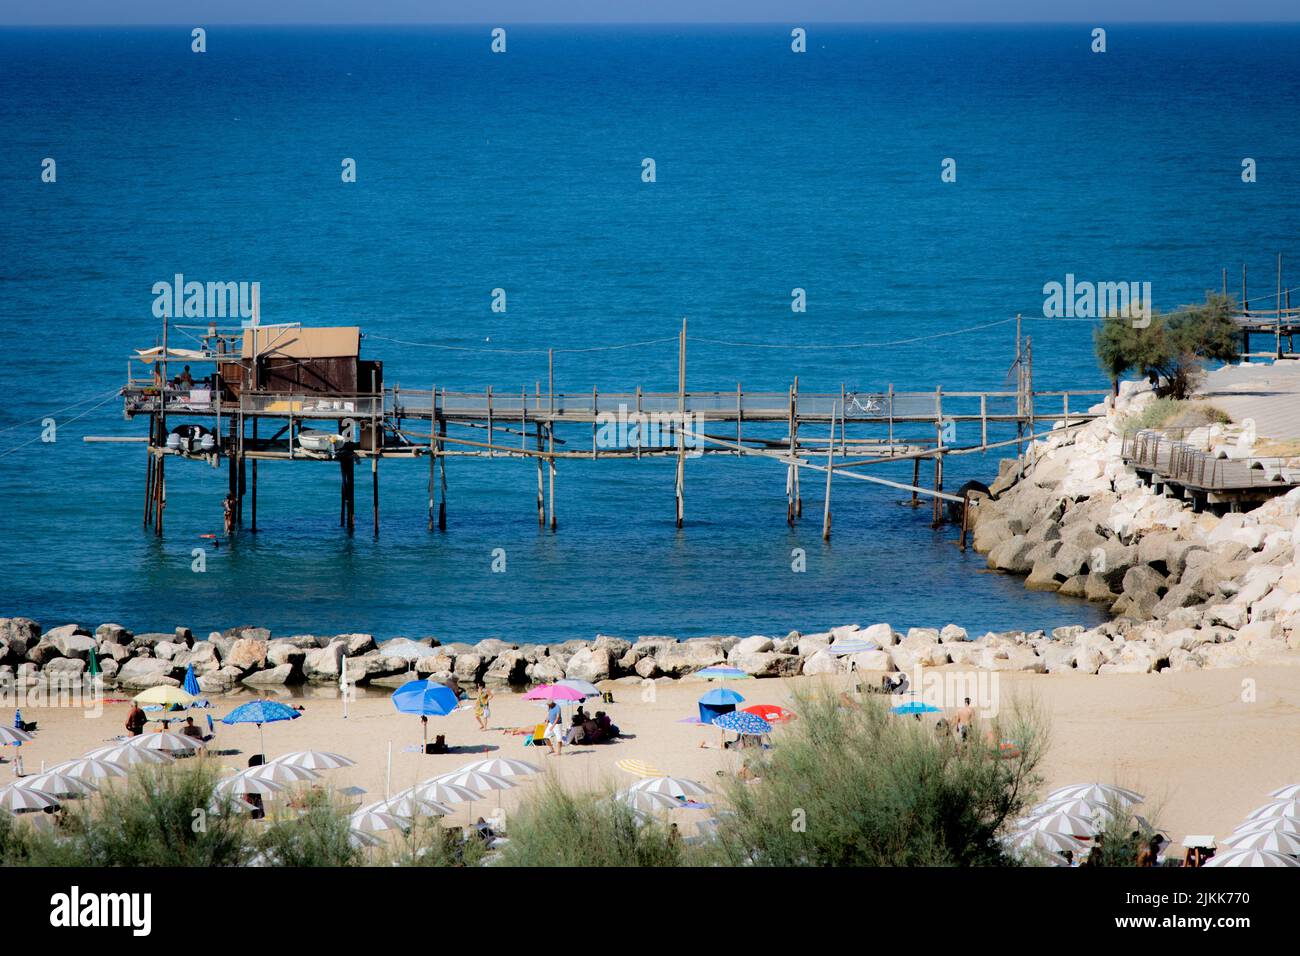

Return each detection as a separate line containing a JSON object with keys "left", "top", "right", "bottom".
{"left": 118, "top": 317, "right": 1108, "bottom": 541}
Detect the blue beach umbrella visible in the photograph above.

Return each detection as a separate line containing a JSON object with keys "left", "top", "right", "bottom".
{"left": 697, "top": 687, "right": 745, "bottom": 724}
{"left": 222, "top": 699, "right": 301, "bottom": 761}
{"left": 712, "top": 710, "right": 772, "bottom": 736}
{"left": 890, "top": 701, "right": 942, "bottom": 716}
{"left": 182, "top": 664, "right": 202, "bottom": 698}
{"left": 391, "top": 680, "right": 460, "bottom": 752}
{"left": 696, "top": 666, "right": 750, "bottom": 681}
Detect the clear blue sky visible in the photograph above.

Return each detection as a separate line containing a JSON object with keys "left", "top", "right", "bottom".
{"left": 3, "top": 1, "right": 1297, "bottom": 26}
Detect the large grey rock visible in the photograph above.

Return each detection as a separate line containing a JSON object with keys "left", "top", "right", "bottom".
{"left": 592, "top": 635, "right": 633, "bottom": 660}
{"left": 225, "top": 637, "right": 269, "bottom": 671}
{"left": 341, "top": 633, "right": 377, "bottom": 656}
{"left": 302, "top": 640, "right": 346, "bottom": 683}
{"left": 45, "top": 625, "right": 97, "bottom": 661}
{"left": 0, "top": 618, "right": 40, "bottom": 659}
{"left": 453, "top": 653, "right": 486, "bottom": 683}
{"left": 527, "top": 656, "right": 567, "bottom": 683}
{"left": 476, "top": 639, "right": 516, "bottom": 657}
{"left": 987, "top": 535, "right": 1034, "bottom": 573}
{"left": 116, "top": 658, "right": 178, "bottom": 689}
{"left": 484, "top": 650, "right": 527, "bottom": 685}
{"left": 730, "top": 635, "right": 775, "bottom": 656}
{"left": 565, "top": 647, "right": 612, "bottom": 683}
{"left": 653, "top": 640, "right": 725, "bottom": 677}
{"left": 730, "top": 651, "right": 801, "bottom": 678}
{"left": 94, "top": 623, "right": 133, "bottom": 646}
{"left": 242, "top": 664, "right": 295, "bottom": 686}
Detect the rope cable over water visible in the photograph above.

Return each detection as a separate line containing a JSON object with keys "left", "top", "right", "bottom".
{"left": 0, "top": 392, "right": 123, "bottom": 460}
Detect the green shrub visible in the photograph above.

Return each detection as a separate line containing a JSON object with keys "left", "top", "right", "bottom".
{"left": 699, "top": 689, "right": 1047, "bottom": 867}
{"left": 257, "top": 788, "right": 362, "bottom": 867}
{"left": 499, "top": 777, "right": 688, "bottom": 867}
{"left": 1095, "top": 293, "right": 1239, "bottom": 399}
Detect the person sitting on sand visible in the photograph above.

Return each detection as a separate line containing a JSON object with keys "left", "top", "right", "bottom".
{"left": 594, "top": 711, "right": 619, "bottom": 740}
{"left": 180, "top": 717, "right": 206, "bottom": 742}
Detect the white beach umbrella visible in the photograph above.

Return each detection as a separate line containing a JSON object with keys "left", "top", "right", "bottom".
{"left": 557, "top": 679, "right": 600, "bottom": 698}
{"left": 126, "top": 731, "right": 204, "bottom": 754}
{"left": 242, "top": 762, "right": 321, "bottom": 786}
{"left": 0, "top": 727, "right": 34, "bottom": 746}
{"left": 1027, "top": 797, "right": 1120, "bottom": 824}
{"left": 1267, "top": 784, "right": 1300, "bottom": 800}
{"left": 1044, "top": 783, "right": 1144, "bottom": 808}
{"left": 433, "top": 769, "right": 517, "bottom": 795}
{"left": 1231, "top": 815, "right": 1300, "bottom": 836}
{"left": 611, "top": 788, "right": 681, "bottom": 813}
{"left": 456, "top": 758, "right": 542, "bottom": 779}
{"left": 213, "top": 772, "right": 287, "bottom": 798}
{"left": 16, "top": 771, "right": 98, "bottom": 798}
{"left": 377, "top": 792, "right": 454, "bottom": 819}
{"left": 1245, "top": 799, "right": 1300, "bottom": 821}
{"left": 1005, "top": 827, "right": 1089, "bottom": 855}
{"left": 85, "top": 743, "right": 176, "bottom": 767}
{"left": 1220, "top": 828, "right": 1300, "bottom": 855}
{"left": 1023, "top": 810, "right": 1101, "bottom": 837}
{"left": 410, "top": 779, "right": 483, "bottom": 805}
{"left": 269, "top": 750, "right": 356, "bottom": 771}
{"left": 0, "top": 784, "right": 60, "bottom": 813}
{"left": 349, "top": 828, "right": 382, "bottom": 849}
{"left": 1204, "top": 848, "right": 1300, "bottom": 868}
{"left": 350, "top": 807, "right": 406, "bottom": 833}
{"left": 629, "top": 776, "right": 711, "bottom": 799}
{"left": 50, "top": 758, "right": 128, "bottom": 782}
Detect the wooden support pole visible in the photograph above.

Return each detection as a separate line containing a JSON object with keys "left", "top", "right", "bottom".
{"left": 536, "top": 422, "right": 545, "bottom": 527}
{"left": 792, "top": 376, "right": 801, "bottom": 517}
{"left": 438, "top": 409, "right": 447, "bottom": 531}
{"left": 251, "top": 417, "right": 258, "bottom": 533}
{"left": 547, "top": 423, "right": 556, "bottom": 531}
{"left": 155, "top": 452, "right": 165, "bottom": 536}
{"left": 428, "top": 383, "right": 437, "bottom": 530}
{"left": 822, "top": 402, "right": 836, "bottom": 541}
{"left": 911, "top": 458, "right": 920, "bottom": 507}
{"left": 959, "top": 492, "right": 971, "bottom": 551}
{"left": 372, "top": 453, "right": 379, "bottom": 538}
{"left": 675, "top": 318, "right": 686, "bottom": 529}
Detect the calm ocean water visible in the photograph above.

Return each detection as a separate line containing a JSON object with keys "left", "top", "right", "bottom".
{"left": 1, "top": 24, "right": 1298, "bottom": 642}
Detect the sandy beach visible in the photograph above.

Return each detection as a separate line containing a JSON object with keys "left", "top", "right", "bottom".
{"left": 9, "top": 664, "right": 1300, "bottom": 847}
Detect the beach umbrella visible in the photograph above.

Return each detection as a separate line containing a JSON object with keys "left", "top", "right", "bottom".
{"left": 556, "top": 679, "right": 600, "bottom": 698}
{"left": 522, "top": 683, "right": 584, "bottom": 702}
{"left": 49, "top": 758, "right": 128, "bottom": 783}
{"left": 350, "top": 807, "right": 406, "bottom": 833}
{"left": 87, "top": 648, "right": 100, "bottom": 679}
{"left": 1231, "top": 815, "right": 1300, "bottom": 836}
{"left": 214, "top": 771, "right": 287, "bottom": 798}
{"left": 1244, "top": 799, "right": 1300, "bottom": 821}
{"left": 270, "top": 750, "right": 356, "bottom": 771}
{"left": 221, "top": 700, "right": 301, "bottom": 762}
{"left": 242, "top": 762, "right": 321, "bottom": 786}
{"left": 1045, "top": 783, "right": 1144, "bottom": 808}
{"left": 1024, "top": 810, "right": 1100, "bottom": 837}
{"left": 457, "top": 758, "right": 541, "bottom": 779}
{"left": 1220, "top": 828, "right": 1300, "bottom": 855}
{"left": 133, "top": 685, "right": 197, "bottom": 708}
{"left": 1005, "top": 827, "right": 1088, "bottom": 855}
{"left": 410, "top": 779, "right": 483, "bottom": 805}
{"left": 713, "top": 710, "right": 772, "bottom": 736}
{"left": 0, "top": 727, "right": 34, "bottom": 746}
{"left": 1204, "top": 848, "right": 1300, "bottom": 868}
{"left": 612, "top": 788, "right": 681, "bottom": 813}
{"left": 390, "top": 679, "right": 460, "bottom": 752}
{"left": 432, "top": 769, "right": 516, "bottom": 796}
{"left": 695, "top": 666, "right": 751, "bottom": 681}
{"left": 85, "top": 743, "right": 176, "bottom": 767}
{"left": 742, "top": 704, "right": 796, "bottom": 723}
{"left": 16, "top": 771, "right": 98, "bottom": 798}
{"left": 1267, "top": 784, "right": 1300, "bottom": 800}
{"left": 1027, "top": 798, "right": 1120, "bottom": 824}
{"left": 375, "top": 792, "right": 453, "bottom": 819}
{"left": 615, "top": 758, "right": 664, "bottom": 779}
{"left": 828, "top": 640, "right": 879, "bottom": 655}
{"left": 0, "top": 784, "right": 59, "bottom": 813}
{"left": 182, "top": 664, "right": 202, "bottom": 698}
{"left": 349, "top": 828, "right": 383, "bottom": 849}
{"left": 889, "top": 701, "right": 942, "bottom": 716}
{"left": 126, "top": 730, "right": 204, "bottom": 755}
{"left": 698, "top": 688, "right": 746, "bottom": 707}
{"left": 629, "top": 776, "right": 711, "bottom": 800}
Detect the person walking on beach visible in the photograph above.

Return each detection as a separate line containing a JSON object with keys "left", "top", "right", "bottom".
{"left": 474, "top": 682, "right": 492, "bottom": 731}
{"left": 954, "top": 697, "right": 975, "bottom": 743}
{"left": 544, "top": 699, "right": 564, "bottom": 756}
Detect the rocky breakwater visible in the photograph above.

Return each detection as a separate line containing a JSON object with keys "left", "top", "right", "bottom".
{"left": 971, "top": 381, "right": 1300, "bottom": 674}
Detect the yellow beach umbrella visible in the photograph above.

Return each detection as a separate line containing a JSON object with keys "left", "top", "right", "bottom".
{"left": 133, "top": 686, "right": 197, "bottom": 707}
{"left": 615, "top": 758, "right": 664, "bottom": 779}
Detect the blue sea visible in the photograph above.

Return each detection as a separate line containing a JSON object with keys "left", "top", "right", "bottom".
{"left": 2, "top": 24, "right": 1298, "bottom": 642}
